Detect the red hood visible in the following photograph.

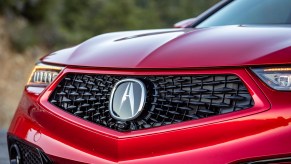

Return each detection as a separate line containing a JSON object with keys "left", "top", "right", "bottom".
{"left": 42, "top": 26, "right": 291, "bottom": 69}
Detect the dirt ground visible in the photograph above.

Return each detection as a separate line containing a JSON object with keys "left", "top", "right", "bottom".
{"left": 0, "top": 17, "right": 45, "bottom": 129}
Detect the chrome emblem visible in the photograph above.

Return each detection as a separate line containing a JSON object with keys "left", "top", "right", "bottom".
{"left": 109, "top": 79, "right": 146, "bottom": 121}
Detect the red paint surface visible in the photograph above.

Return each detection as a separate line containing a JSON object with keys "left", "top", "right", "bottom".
{"left": 8, "top": 4, "right": 291, "bottom": 162}
{"left": 41, "top": 26, "right": 291, "bottom": 69}
{"left": 9, "top": 67, "right": 291, "bottom": 163}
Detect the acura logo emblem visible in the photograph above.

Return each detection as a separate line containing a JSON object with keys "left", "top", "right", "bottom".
{"left": 109, "top": 79, "right": 146, "bottom": 121}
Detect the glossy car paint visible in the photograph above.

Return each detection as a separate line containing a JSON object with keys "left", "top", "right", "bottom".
{"left": 42, "top": 26, "right": 291, "bottom": 69}
{"left": 8, "top": 66, "right": 291, "bottom": 163}
{"left": 173, "top": 18, "right": 197, "bottom": 28}
{"left": 8, "top": 0, "right": 291, "bottom": 163}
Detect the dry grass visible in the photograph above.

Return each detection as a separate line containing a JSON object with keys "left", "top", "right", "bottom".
{"left": 0, "top": 17, "right": 46, "bottom": 129}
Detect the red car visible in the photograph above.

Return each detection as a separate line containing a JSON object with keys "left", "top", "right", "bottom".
{"left": 7, "top": 0, "right": 291, "bottom": 163}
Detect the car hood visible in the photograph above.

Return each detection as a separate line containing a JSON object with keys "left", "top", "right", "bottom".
{"left": 42, "top": 26, "right": 291, "bottom": 69}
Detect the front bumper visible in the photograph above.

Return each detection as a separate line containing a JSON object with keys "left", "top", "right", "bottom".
{"left": 8, "top": 67, "right": 291, "bottom": 163}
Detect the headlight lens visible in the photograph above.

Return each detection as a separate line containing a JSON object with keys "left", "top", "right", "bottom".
{"left": 27, "top": 63, "right": 63, "bottom": 87}
{"left": 252, "top": 67, "right": 291, "bottom": 91}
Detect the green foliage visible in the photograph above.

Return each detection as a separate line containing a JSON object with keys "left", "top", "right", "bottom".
{"left": 1, "top": 0, "right": 219, "bottom": 51}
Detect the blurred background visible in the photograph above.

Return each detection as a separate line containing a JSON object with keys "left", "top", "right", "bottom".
{"left": 0, "top": 0, "right": 219, "bottom": 129}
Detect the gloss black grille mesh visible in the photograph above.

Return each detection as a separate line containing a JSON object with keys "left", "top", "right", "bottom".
{"left": 17, "top": 143, "right": 41, "bottom": 164}
{"left": 8, "top": 136, "right": 52, "bottom": 164}
{"left": 49, "top": 73, "right": 254, "bottom": 131}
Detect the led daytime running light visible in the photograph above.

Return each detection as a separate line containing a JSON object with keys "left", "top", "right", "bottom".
{"left": 264, "top": 68, "right": 291, "bottom": 72}
{"left": 27, "top": 63, "right": 63, "bottom": 86}
{"left": 252, "top": 66, "right": 291, "bottom": 91}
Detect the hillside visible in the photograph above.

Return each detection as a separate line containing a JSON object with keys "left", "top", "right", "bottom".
{"left": 0, "top": 17, "right": 45, "bottom": 128}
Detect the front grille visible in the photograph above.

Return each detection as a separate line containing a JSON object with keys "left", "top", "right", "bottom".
{"left": 7, "top": 135, "right": 52, "bottom": 164}
{"left": 49, "top": 73, "right": 254, "bottom": 131}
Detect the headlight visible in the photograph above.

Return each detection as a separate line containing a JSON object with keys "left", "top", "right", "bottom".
{"left": 251, "top": 66, "right": 291, "bottom": 91}
{"left": 27, "top": 63, "right": 63, "bottom": 87}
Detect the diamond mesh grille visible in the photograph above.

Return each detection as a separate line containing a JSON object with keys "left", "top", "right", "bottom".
{"left": 49, "top": 73, "right": 254, "bottom": 131}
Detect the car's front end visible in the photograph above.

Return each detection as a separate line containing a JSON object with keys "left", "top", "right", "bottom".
{"left": 7, "top": 0, "right": 291, "bottom": 163}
